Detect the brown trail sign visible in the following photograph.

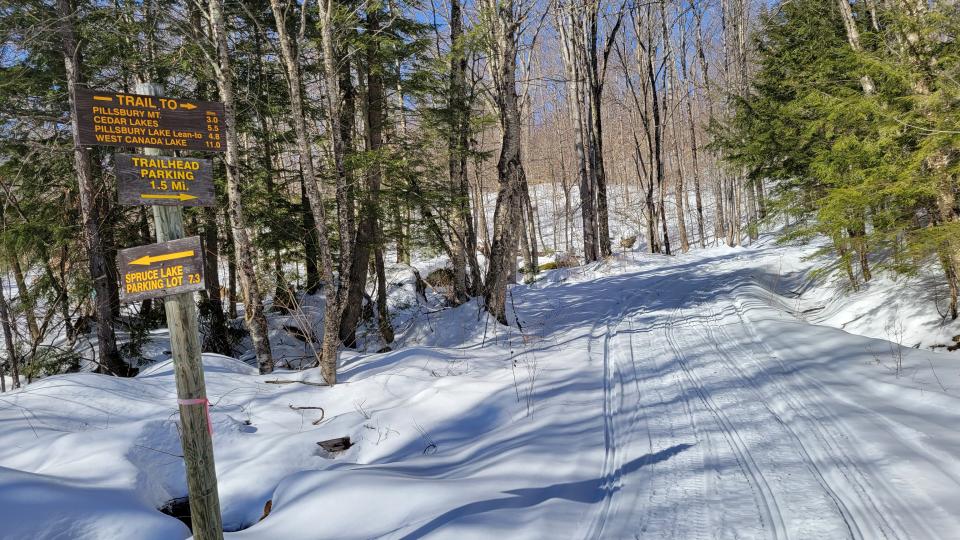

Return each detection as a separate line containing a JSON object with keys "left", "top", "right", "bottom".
{"left": 118, "top": 236, "right": 205, "bottom": 303}
{"left": 76, "top": 88, "right": 225, "bottom": 152}
{"left": 107, "top": 82, "right": 224, "bottom": 539}
{"left": 115, "top": 153, "right": 215, "bottom": 207}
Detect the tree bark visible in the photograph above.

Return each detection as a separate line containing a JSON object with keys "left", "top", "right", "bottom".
{"left": 472, "top": 143, "right": 492, "bottom": 256}
{"left": 721, "top": 0, "right": 748, "bottom": 245}
{"left": 523, "top": 186, "right": 539, "bottom": 275}
{"left": 690, "top": 0, "right": 724, "bottom": 243}
{"left": 374, "top": 243, "right": 394, "bottom": 343}
{"left": 392, "top": 60, "right": 411, "bottom": 266}
{"left": 835, "top": 234, "right": 859, "bottom": 291}
{"left": 448, "top": 0, "right": 483, "bottom": 300}
{"left": 270, "top": 0, "right": 352, "bottom": 384}
{"left": 209, "top": 0, "right": 274, "bottom": 374}
{"left": 448, "top": 0, "right": 469, "bottom": 302}
{"left": 686, "top": 102, "right": 706, "bottom": 248}
{"left": 848, "top": 224, "right": 872, "bottom": 282}
{"left": 756, "top": 178, "right": 767, "bottom": 218}
{"left": 590, "top": 93, "right": 611, "bottom": 258}
{"left": 837, "top": 0, "right": 876, "bottom": 95}
{"left": 678, "top": 3, "right": 706, "bottom": 247}
{"left": 481, "top": 0, "right": 528, "bottom": 324}
{"left": 558, "top": 2, "right": 598, "bottom": 263}
{"left": 726, "top": 175, "right": 740, "bottom": 246}
{"left": 201, "top": 206, "right": 230, "bottom": 355}
{"left": 939, "top": 248, "right": 958, "bottom": 320}
{"left": 0, "top": 275, "right": 19, "bottom": 390}
{"left": 8, "top": 254, "right": 39, "bottom": 342}
{"left": 342, "top": 4, "right": 392, "bottom": 344}
{"left": 519, "top": 199, "right": 533, "bottom": 279}
{"left": 651, "top": 7, "right": 668, "bottom": 255}
{"left": 223, "top": 207, "right": 238, "bottom": 319}
{"left": 301, "top": 172, "right": 321, "bottom": 294}
{"left": 585, "top": 3, "right": 619, "bottom": 258}
{"left": 56, "top": 0, "right": 126, "bottom": 376}
{"left": 665, "top": 6, "right": 689, "bottom": 252}
{"left": 631, "top": 4, "right": 662, "bottom": 254}
{"left": 316, "top": 0, "right": 353, "bottom": 386}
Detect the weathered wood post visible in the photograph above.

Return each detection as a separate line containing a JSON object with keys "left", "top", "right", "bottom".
{"left": 136, "top": 82, "right": 224, "bottom": 539}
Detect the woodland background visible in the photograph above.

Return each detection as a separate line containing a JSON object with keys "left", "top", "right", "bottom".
{"left": 1, "top": 0, "right": 958, "bottom": 388}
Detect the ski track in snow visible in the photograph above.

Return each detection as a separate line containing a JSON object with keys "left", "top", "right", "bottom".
{"left": 3, "top": 241, "right": 960, "bottom": 539}
{"left": 557, "top": 249, "right": 960, "bottom": 539}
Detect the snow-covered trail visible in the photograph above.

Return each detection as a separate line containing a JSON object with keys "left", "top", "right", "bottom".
{"left": 547, "top": 247, "right": 960, "bottom": 539}
{"left": 3, "top": 240, "right": 960, "bottom": 539}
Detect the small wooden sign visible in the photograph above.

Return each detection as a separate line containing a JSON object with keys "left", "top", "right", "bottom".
{"left": 118, "top": 236, "right": 205, "bottom": 303}
{"left": 115, "top": 154, "right": 215, "bottom": 207}
{"left": 76, "top": 88, "right": 225, "bottom": 152}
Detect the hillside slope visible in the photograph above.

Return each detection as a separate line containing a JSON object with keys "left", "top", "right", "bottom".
{"left": 1, "top": 238, "right": 959, "bottom": 539}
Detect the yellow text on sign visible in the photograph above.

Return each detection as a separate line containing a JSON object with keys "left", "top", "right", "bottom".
{"left": 132, "top": 156, "right": 199, "bottom": 181}
{"left": 101, "top": 94, "right": 198, "bottom": 111}
{"left": 124, "top": 264, "right": 197, "bottom": 294}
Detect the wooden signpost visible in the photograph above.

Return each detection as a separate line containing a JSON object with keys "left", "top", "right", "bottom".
{"left": 115, "top": 154, "right": 215, "bottom": 207}
{"left": 117, "top": 236, "right": 205, "bottom": 303}
{"left": 75, "top": 88, "right": 225, "bottom": 152}
{"left": 97, "top": 82, "right": 224, "bottom": 539}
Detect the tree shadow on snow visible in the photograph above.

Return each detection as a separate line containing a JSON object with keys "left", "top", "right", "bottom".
{"left": 396, "top": 443, "right": 694, "bottom": 539}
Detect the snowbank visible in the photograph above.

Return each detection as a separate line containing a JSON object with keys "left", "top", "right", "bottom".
{"left": 2, "top": 234, "right": 960, "bottom": 538}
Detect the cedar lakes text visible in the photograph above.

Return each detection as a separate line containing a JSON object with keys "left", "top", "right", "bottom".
{"left": 92, "top": 105, "right": 203, "bottom": 147}
{"left": 90, "top": 95, "right": 211, "bottom": 147}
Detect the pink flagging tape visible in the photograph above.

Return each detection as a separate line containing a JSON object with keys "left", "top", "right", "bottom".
{"left": 178, "top": 397, "right": 212, "bottom": 435}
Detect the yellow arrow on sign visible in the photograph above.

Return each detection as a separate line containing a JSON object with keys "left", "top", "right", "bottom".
{"left": 180, "top": 103, "right": 197, "bottom": 110}
{"left": 130, "top": 250, "right": 195, "bottom": 266}
{"left": 93, "top": 95, "right": 113, "bottom": 102}
{"left": 140, "top": 193, "right": 197, "bottom": 202}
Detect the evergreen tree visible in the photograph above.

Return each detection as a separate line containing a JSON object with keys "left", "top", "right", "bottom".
{"left": 721, "top": 0, "right": 960, "bottom": 318}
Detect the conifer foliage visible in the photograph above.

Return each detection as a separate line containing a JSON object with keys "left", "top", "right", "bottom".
{"left": 6, "top": 0, "right": 953, "bottom": 387}
{"left": 721, "top": 0, "right": 960, "bottom": 317}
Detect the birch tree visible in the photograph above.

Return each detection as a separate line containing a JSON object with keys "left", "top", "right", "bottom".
{"left": 480, "top": 0, "right": 530, "bottom": 324}
{"left": 557, "top": 0, "right": 598, "bottom": 261}
{"left": 207, "top": 0, "right": 275, "bottom": 374}
{"left": 584, "top": 0, "right": 624, "bottom": 258}
{"left": 269, "top": 0, "right": 352, "bottom": 383}
{"left": 318, "top": 0, "right": 355, "bottom": 380}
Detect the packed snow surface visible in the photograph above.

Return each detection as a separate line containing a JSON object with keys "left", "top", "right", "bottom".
{"left": 2, "top": 237, "right": 960, "bottom": 539}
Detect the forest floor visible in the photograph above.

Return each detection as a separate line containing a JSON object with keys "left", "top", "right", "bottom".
{"left": 2, "top": 235, "right": 960, "bottom": 539}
